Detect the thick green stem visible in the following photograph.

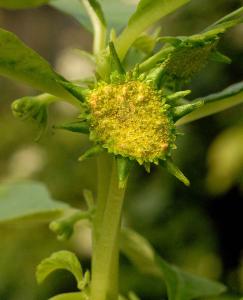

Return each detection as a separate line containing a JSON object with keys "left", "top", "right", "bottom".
{"left": 93, "top": 153, "right": 112, "bottom": 242}
{"left": 91, "top": 157, "right": 127, "bottom": 300}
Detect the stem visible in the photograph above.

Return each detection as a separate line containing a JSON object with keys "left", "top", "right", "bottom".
{"left": 139, "top": 46, "right": 173, "bottom": 72}
{"left": 91, "top": 157, "right": 127, "bottom": 300}
{"left": 93, "top": 153, "right": 112, "bottom": 242}
{"left": 82, "top": 0, "right": 107, "bottom": 56}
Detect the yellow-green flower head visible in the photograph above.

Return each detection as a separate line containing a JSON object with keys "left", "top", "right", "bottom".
{"left": 88, "top": 79, "right": 176, "bottom": 165}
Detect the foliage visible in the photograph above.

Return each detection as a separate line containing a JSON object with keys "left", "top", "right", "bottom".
{"left": 0, "top": 181, "right": 69, "bottom": 223}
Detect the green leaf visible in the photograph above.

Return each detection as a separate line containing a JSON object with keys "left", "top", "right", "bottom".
{"left": 36, "top": 250, "right": 84, "bottom": 289}
{"left": 120, "top": 228, "right": 226, "bottom": 300}
{"left": 0, "top": 28, "right": 77, "bottom": 104}
{"left": 177, "top": 81, "right": 243, "bottom": 125}
{"left": 50, "top": 292, "right": 89, "bottom": 300}
{"left": 115, "top": 0, "right": 191, "bottom": 59}
{"left": 50, "top": 0, "right": 136, "bottom": 32}
{"left": 0, "top": 0, "right": 48, "bottom": 9}
{"left": 109, "top": 41, "right": 125, "bottom": 74}
{"left": 120, "top": 228, "right": 158, "bottom": 276}
{"left": 0, "top": 181, "right": 69, "bottom": 223}
{"left": 205, "top": 7, "right": 243, "bottom": 30}
{"left": 156, "top": 256, "right": 226, "bottom": 300}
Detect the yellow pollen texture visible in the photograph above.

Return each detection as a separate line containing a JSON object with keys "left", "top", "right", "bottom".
{"left": 88, "top": 81, "right": 174, "bottom": 163}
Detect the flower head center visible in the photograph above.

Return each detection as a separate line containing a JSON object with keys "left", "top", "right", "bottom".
{"left": 88, "top": 80, "right": 175, "bottom": 164}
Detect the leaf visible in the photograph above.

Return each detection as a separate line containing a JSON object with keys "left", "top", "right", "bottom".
{"left": 0, "top": 0, "right": 48, "bottom": 9}
{"left": 0, "top": 28, "right": 76, "bottom": 103}
{"left": 205, "top": 7, "right": 243, "bottom": 30}
{"left": 50, "top": 292, "right": 89, "bottom": 300}
{"left": 50, "top": 292, "right": 88, "bottom": 300}
{"left": 115, "top": 0, "right": 191, "bottom": 59}
{"left": 156, "top": 256, "right": 226, "bottom": 300}
{"left": 0, "top": 181, "right": 69, "bottom": 223}
{"left": 120, "top": 228, "right": 158, "bottom": 276}
{"left": 36, "top": 250, "right": 84, "bottom": 289}
{"left": 50, "top": 0, "right": 136, "bottom": 32}
{"left": 120, "top": 228, "right": 226, "bottom": 300}
{"left": 177, "top": 81, "right": 243, "bottom": 125}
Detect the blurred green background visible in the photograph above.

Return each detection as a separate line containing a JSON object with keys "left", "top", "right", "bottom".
{"left": 0, "top": 0, "right": 243, "bottom": 299}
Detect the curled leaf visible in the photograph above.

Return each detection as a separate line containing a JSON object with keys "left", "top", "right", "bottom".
{"left": 36, "top": 250, "right": 86, "bottom": 290}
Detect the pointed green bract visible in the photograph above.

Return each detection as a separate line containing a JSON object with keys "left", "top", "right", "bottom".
{"left": 117, "top": 157, "right": 133, "bottom": 189}
{"left": 0, "top": 28, "right": 76, "bottom": 103}
{"left": 78, "top": 145, "right": 103, "bottom": 161}
{"left": 209, "top": 51, "right": 231, "bottom": 64}
{"left": 172, "top": 100, "right": 204, "bottom": 121}
{"left": 162, "top": 159, "right": 190, "bottom": 186}
{"left": 109, "top": 42, "right": 125, "bottom": 75}
{"left": 167, "top": 90, "right": 191, "bottom": 102}
{"left": 54, "top": 121, "right": 89, "bottom": 134}
{"left": 146, "top": 64, "right": 166, "bottom": 89}
{"left": 0, "top": 0, "right": 48, "bottom": 9}
{"left": 58, "top": 81, "right": 87, "bottom": 103}
{"left": 115, "top": 0, "right": 191, "bottom": 60}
